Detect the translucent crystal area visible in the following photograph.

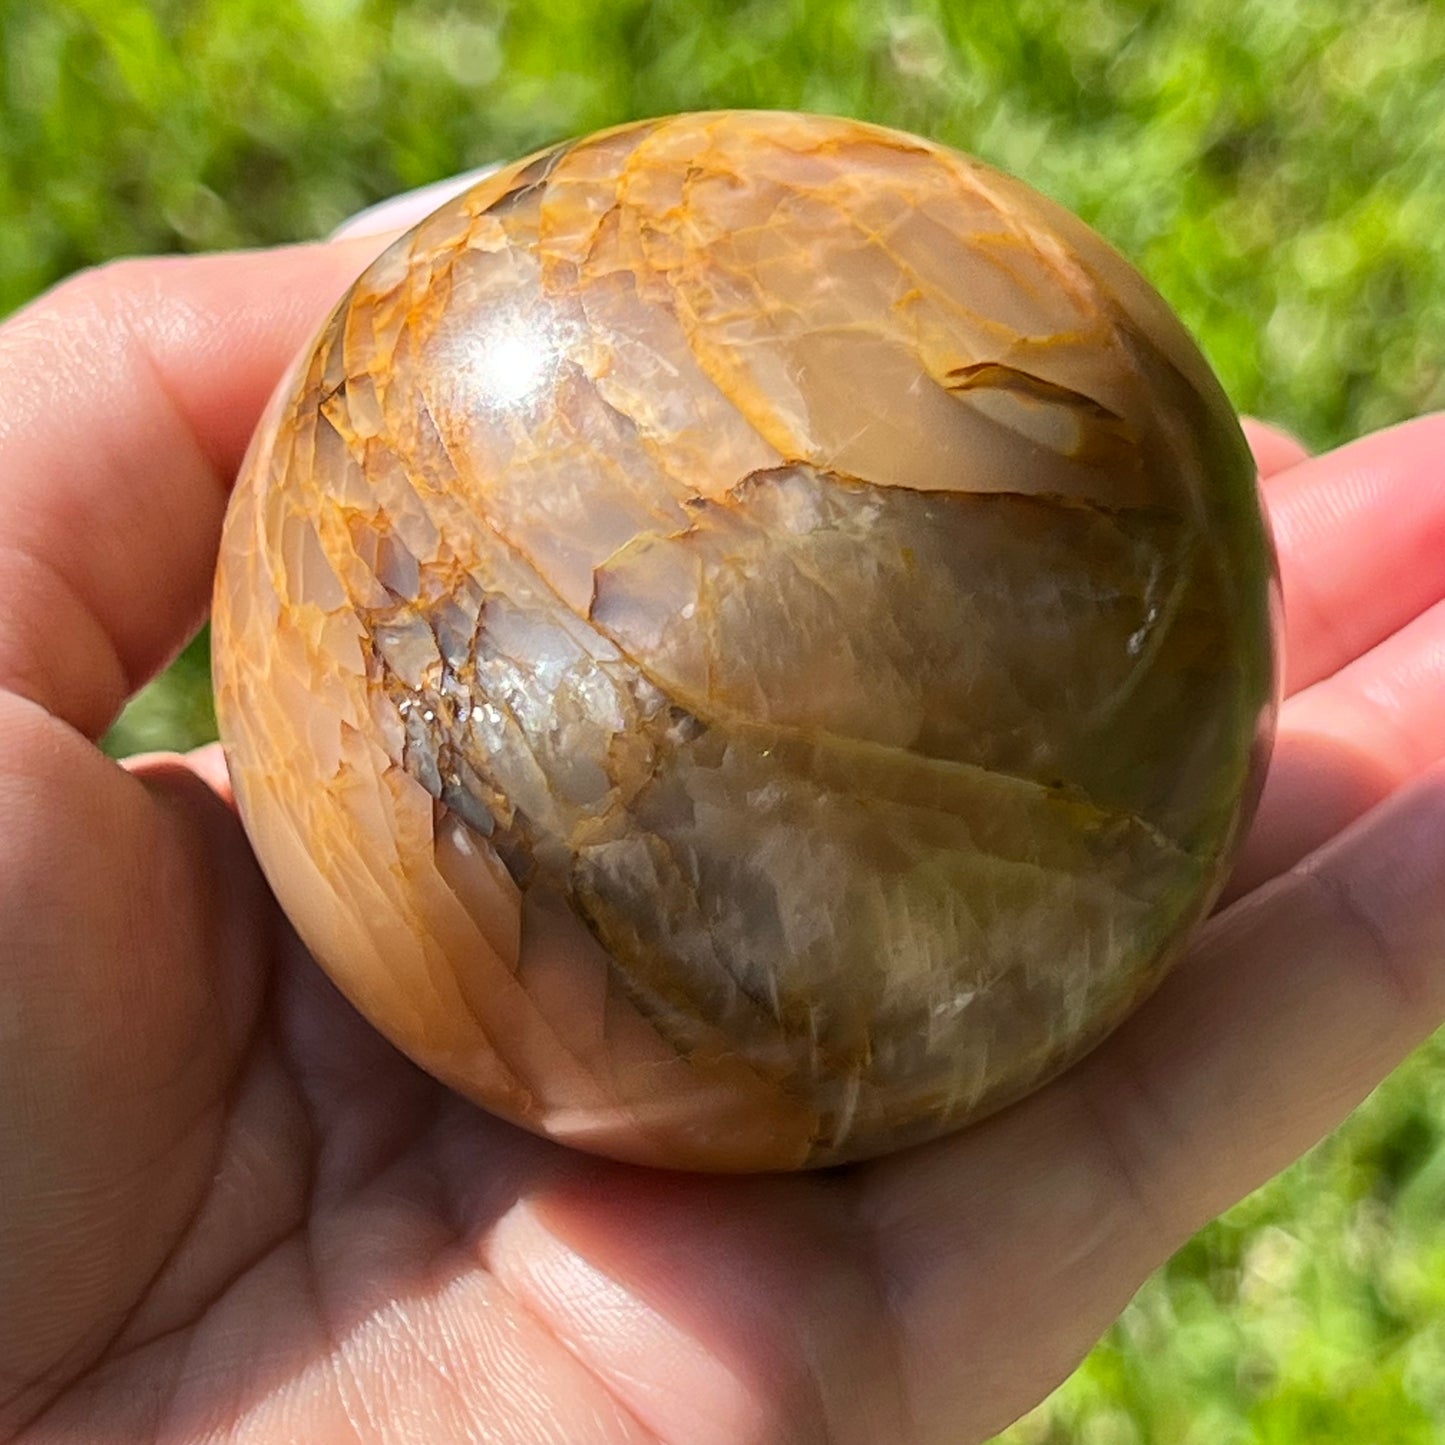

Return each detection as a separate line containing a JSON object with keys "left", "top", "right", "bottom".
{"left": 212, "top": 110, "right": 1276, "bottom": 1171}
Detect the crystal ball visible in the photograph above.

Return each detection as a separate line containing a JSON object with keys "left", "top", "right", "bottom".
{"left": 212, "top": 111, "right": 1277, "bottom": 1171}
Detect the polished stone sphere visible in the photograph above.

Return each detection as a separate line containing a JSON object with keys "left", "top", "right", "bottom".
{"left": 212, "top": 110, "right": 1277, "bottom": 1171}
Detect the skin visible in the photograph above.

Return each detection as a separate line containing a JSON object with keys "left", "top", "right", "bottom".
{"left": 1, "top": 222, "right": 1443, "bottom": 1443}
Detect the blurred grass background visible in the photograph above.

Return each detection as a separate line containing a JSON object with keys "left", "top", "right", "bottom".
{"left": 2, "top": 0, "right": 1443, "bottom": 1439}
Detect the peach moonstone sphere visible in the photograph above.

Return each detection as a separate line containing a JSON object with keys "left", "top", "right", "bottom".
{"left": 213, "top": 110, "right": 1276, "bottom": 1172}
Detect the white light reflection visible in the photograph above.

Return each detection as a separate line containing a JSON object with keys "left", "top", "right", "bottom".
{"left": 455, "top": 310, "right": 558, "bottom": 409}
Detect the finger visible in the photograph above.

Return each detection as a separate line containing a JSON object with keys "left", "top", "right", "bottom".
{"left": 123, "top": 740, "right": 236, "bottom": 807}
{"left": 1267, "top": 413, "right": 1445, "bottom": 694}
{"left": 860, "top": 766, "right": 1445, "bottom": 1439}
{"left": 0, "top": 236, "right": 392, "bottom": 739}
{"left": 1225, "top": 597, "right": 1445, "bottom": 898}
{"left": 1241, "top": 416, "right": 1310, "bottom": 478}
{"left": 329, "top": 165, "right": 500, "bottom": 239}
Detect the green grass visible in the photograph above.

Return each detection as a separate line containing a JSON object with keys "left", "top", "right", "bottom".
{"left": 3, "top": 1, "right": 1443, "bottom": 1438}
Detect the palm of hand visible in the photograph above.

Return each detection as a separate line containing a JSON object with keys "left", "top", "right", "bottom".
{"left": 2, "top": 245, "right": 1443, "bottom": 1445}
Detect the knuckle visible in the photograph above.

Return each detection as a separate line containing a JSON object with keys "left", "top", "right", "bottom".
{"left": 1300, "top": 852, "right": 1423, "bottom": 1015}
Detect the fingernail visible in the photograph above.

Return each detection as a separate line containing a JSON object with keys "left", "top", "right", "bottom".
{"left": 329, "top": 165, "right": 503, "bottom": 240}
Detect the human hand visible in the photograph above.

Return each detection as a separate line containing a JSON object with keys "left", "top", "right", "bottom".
{"left": 1, "top": 234, "right": 1442, "bottom": 1443}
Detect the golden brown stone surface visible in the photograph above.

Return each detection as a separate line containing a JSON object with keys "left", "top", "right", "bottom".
{"left": 213, "top": 111, "right": 1277, "bottom": 1171}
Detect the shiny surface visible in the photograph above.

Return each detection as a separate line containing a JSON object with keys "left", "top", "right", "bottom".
{"left": 213, "top": 111, "right": 1277, "bottom": 1171}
